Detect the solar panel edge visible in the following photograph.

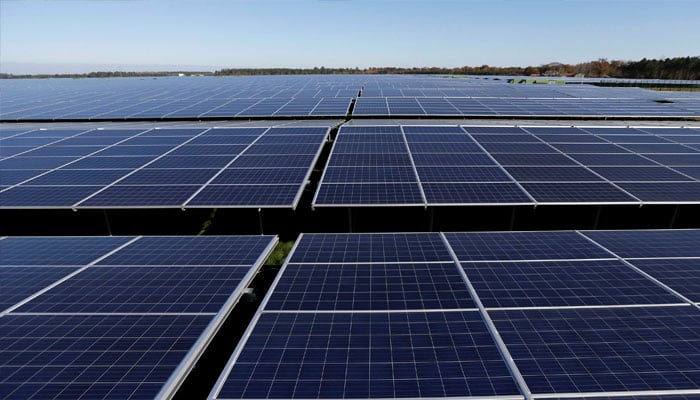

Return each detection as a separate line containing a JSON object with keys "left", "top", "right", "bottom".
{"left": 289, "top": 126, "right": 331, "bottom": 210}
{"left": 157, "top": 234, "right": 279, "bottom": 399}
{"left": 208, "top": 233, "right": 303, "bottom": 400}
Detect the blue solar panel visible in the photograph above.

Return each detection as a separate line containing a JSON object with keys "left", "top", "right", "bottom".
{"left": 630, "top": 259, "right": 700, "bottom": 302}
{"left": 16, "top": 265, "right": 255, "bottom": 313}
{"left": 78, "top": 185, "right": 198, "bottom": 207}
{"left": 266, "top": 262, "right": 475, "bottom": 311}
{"left": 289, "top": 233, "right": 452, "bottom": 263}
{"left": 211, "top": 168, "right": 309, "bottom": 185}
{"left": 504, "top": 166, "right": 603, "bottom": 182}
{"left": 322, "top": 166, "right": 417, "bottom": 183}
{"left": 118, "top": 169, "right": 218, "bottom": 185}
{"left": 590, "top": 167, "right": 693, "bottom": 181}
{"left": 583, "top": 229, "right": 700, "bottom": 258}
{"left": 68, "top": 156, "right": 156, "bottom": 169}
{"left": 490, "top": 153, "right": 579, "bottom": 166}
{"left": 0, "top": 314, "right": 212, "bottom": 400}
{"left": 422, "top": 182, "right": 532, "bottom": 204}
{"left": 0, "top": 236, "right": 134, "bottom": 265}
{"left": 212, "top": 311, "right": 520, "bottom": 399}
{"left": 327, "top": 153, "right": 413, "bottom": 167}
{"left": 461, "top": 259, "right": 681, "bottom": 308}
{"left": 0, "top": 185, "right": 97, "bottom": 207}
{"left": 520, "top": 182, "right": 638, "bottom": 203}
{"left": 168, "top": 144, "right": 247, "bottom": 156}
{"left": 0, "top": 267, "right": 79, "bottom": 310}
{"left": 143, "top": 155, "right": 231, "bottom": 169}
{"left": 26, "top": 169, "right": 130, "bottom": 185}
{"left": 187, "top": 184, "right": 300, "bottom": 207}
{"left": 98, "top": 236, "right": 273, "bottom": 266}
{"left": 417, "top": 166, "right": 513, "bottom": 182}
{"left": 411, "top": 153, "right": 497, "bottom": 166}
{"left": 445, "top": 231, "right": 613, "bottom": 261}
{"left": 491, "top": 306, "right": 700, "bottom": 395}
{"left": 314, "top": 182, "right": 424, "bottom": 205}
{"left": 568, "top": 153, "right": 659, "bottom": 166}
{"left": 617, "top": 182, "right": 700, "bottom": 202}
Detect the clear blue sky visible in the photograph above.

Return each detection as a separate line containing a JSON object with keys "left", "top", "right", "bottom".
{"left": 1, "top": 0, "right": 699, "bottom": 73}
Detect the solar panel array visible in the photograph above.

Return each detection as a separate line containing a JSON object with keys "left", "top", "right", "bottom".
{"left": 210, "top": 230, "right": 700, "bottom": 399}
{"left": 0, "top": 125, "right": 330, "bottom": 209}
{"left": 2, "top": 75, "right": 699, "bottom": 121}
{"left": 314, "top": 125, "right": 700, "bottom": 207}
{"left": 0, "top": 235, "right": 277, "bottom": 400}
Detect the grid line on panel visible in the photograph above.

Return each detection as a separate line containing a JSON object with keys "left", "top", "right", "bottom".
{"left": 399, "top": 126, "right": 428, "bottom": 206}
{"left": 0, "top": 127, "right": 157, "bottom": 194}
{"left": 458, "top": 125, "right": 538, "bottom": 204}
{"left": 181, "top": 127, "right": 271, "bottom": 207}
{"left": 439, "top": 232, "right": 534, "bottom": 400}
{"left": 574, "top": 231, "right": 699, "bottom": 307}
{"left": 519, "top": 127, "right": 643, "bottom": 203}
{"left": 578, "top": 127, "right": 700, "bottom": 183}
{"left": 1, "top": 236, "right": 143, "bottom": 315}
{"left": 72, "top": 128, "right": 214, "bottom": 207}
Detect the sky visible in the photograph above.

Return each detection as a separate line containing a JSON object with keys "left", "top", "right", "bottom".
{"left": 1, "top": 0, "right": 699, "bottom": 74}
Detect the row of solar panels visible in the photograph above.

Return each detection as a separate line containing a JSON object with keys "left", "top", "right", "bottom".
{"left": 0, "top": 126, "right": 330, "bottom": 208}
{"left": 3, "top": 230, "right": 700, "bottom": 399}
{"left": 3, "top": 76, "right": 700, "bottom": 121}
{"left": 3, "top": 97, "right": 699, "bottom": 120}
{"left": 3, "top": 123, "right": 700, "bottom": 208}
{"left": 315, "top": 125, "right": 700, "bottom": 206}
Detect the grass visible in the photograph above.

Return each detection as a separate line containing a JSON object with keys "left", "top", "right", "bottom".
{"left": 264, "top": 241, "right": 294, "bottom": 266}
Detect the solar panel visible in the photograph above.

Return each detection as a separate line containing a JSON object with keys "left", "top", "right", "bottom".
{"left": 316, "top": 124, "right": 700, "bottom": 207}
{"left": 266, "top": 262, "right": 475, "bottom": 311}
{"left": 445, "top": 231, "right": 614, "bottom": 261}
{"left": 0, "top": 235, "right": 277, "bottom": 400}
{"left": 461, "top": 259, "right": 682, "bottom": 308}
{"left": 490, "top": 306, "right": 700, "bottom": 395}
{"left": 0, "top": 124, "right": 330, "bottom": 209}
{"left": 629, "top": 259, "right": 700, "bottom": 302}
{"left": 211, "top": 311, "right": 521, "bottom": 399}
{"left": 582, "top": 229, "right": 700, "bottom": 258}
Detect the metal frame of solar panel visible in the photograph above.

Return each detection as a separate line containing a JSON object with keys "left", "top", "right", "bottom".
{"left": 210, "top": 230, "right": 700, "bottom": 400}
{"left": 313, "top": 124, "right": 700, "bottom": 207}
{"left": 0, "top": 234, "right": 278, "bottom": 400}
{"left": 0, "top": 124, "right": 331, "bottom": 209}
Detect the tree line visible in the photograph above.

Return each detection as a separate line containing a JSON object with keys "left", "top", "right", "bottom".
{"left": 1, "top": 57, "right": 698, "bottom": 80}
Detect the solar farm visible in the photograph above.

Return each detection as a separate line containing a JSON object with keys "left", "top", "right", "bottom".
{"left": 2, "top": 75, "right": 700, "bottom": 400}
